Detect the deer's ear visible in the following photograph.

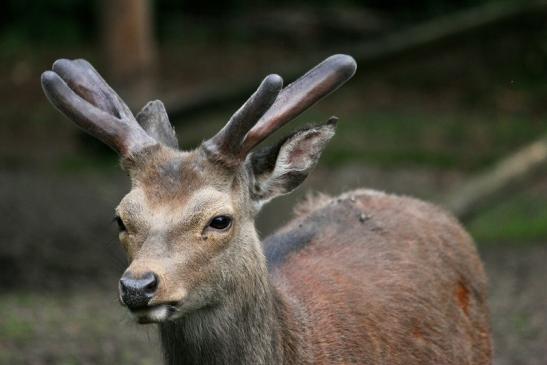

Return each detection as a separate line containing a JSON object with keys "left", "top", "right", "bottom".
{"left": 246, "top": 118, "right": 336, "bottom": 205}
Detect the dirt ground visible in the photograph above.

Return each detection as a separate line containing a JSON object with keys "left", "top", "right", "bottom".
{"left": 485, "top": 245, "right": 547, "bottom": 365}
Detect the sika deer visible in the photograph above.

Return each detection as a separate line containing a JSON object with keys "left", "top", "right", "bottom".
{"left": 41, "top": 55, "right": 492, "bottom": 364}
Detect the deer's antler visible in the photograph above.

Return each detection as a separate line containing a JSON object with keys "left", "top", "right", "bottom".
{"left": 41, "top": 59, "right": 157, "bottom": 157}
{"left": 202, "top": 54, "right": 357, "bottom": 164}
{"left": 241, "top": 54, "right": 356, "bottom": 156}
{"left": 202, "top": 74, "right": 283, "bottom": 163}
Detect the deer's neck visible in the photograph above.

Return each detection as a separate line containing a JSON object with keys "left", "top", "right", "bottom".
{"left": 158, "top": 241, "right": 304, "bottom": 365}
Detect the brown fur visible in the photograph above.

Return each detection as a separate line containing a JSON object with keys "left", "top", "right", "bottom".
{"left": 266, "top": 189, "right": 492, "bottom": 364}
{"left": 293, "top": 192, "right": 332, "bottom": 217}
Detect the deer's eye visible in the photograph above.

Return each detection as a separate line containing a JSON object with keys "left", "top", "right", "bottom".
{"left": 209, "top": 215, "right": 232, "bottom": 230}
{"left": 115, "top": 216, "right": 127, "bottom": 232}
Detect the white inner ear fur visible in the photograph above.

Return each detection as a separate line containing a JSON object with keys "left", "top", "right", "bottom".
{"left": 277, "top": 126, "right": 335, "bottom": 172}
{"left": 250, "top": 124, "right": 336, "bottom": 210}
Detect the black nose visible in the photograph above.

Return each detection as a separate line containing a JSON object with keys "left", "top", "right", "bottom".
{"left": 119, "top": 272, "right": 158, "bottom": 310}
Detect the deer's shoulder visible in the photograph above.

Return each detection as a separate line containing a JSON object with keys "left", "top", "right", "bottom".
{"left": 263, "top": 188, "right": 463, "bottom": 270}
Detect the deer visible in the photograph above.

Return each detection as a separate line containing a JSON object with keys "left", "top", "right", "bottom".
{"left": 41, "top": 54, "right": 492, "bottom": 365}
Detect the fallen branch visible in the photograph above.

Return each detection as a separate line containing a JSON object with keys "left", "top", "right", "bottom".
{"left": 443, "top": 135, "right": 547, "bottom": 223}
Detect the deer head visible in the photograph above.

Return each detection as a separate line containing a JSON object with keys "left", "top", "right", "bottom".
{"left": 41, "top": 55, "right": 356, "bottom": 323}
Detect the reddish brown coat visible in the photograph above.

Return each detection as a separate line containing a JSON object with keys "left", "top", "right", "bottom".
{"left": 265, "top": 190, "right": 492, "bottom": 364}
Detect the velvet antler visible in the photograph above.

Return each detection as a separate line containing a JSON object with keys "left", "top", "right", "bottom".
{"left": 202, "top": 54, "right": 356, "bottom": 164}
{"left": 41, "top": 59, "right": 157, "bottom": 157}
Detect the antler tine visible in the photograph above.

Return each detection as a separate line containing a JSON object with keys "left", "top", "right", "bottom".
{"left": 41, "top": 59, "right": 156, "bottom": 157}
{"left": 239, "top": 54, "right": 357, "bottom": 156}
{"left": 136, "top": 100, "right": 179, "bottom": 149}
{"left": 202, "top": 74, "right": 283, "bottom": 162}
{"left": 52, "top": 59, "right": 134, "bottom": 120}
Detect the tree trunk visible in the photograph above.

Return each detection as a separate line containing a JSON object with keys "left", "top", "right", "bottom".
{"left": 101, "top": 0, "right": 157, "bottom": 107}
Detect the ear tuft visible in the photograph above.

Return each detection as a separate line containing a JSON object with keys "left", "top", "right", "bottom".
{"left": 326, "top": 116, "right": 338, "bottom": 126}
{"left": 246, "top": 118, "right": 337, "bottom": 205}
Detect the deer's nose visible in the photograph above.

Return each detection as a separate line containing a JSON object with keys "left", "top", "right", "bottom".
{"left": 119, "top": 272, "right": 158, "bottom": 310}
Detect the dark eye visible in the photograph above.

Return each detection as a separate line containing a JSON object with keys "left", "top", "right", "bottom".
{"left": 115, "top": 216, "right": 126, "bottom": 232}
{"left": 209, "top": 215, "right": 232, "bottom": 230}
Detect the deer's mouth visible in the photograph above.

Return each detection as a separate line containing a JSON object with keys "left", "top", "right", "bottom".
{"left": 130, "top": 303, "right": 180, "bottom": 324}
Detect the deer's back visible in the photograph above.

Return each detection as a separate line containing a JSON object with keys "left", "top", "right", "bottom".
{"left": 264, "top": 189, "right": 492, "bottom": 365}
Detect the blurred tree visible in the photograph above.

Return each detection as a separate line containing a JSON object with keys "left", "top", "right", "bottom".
{"left": 100, "top": 0, "right": 157, "bottom": 106}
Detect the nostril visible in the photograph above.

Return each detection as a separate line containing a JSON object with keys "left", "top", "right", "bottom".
{"left": 142, "top": 272, "right": 158, "bottom": 295}
{"left": 119, "top": 271, "right": 159, "bottom": 310}
{"left": 119, "top": 277, "right": 130, "bottom": 294}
